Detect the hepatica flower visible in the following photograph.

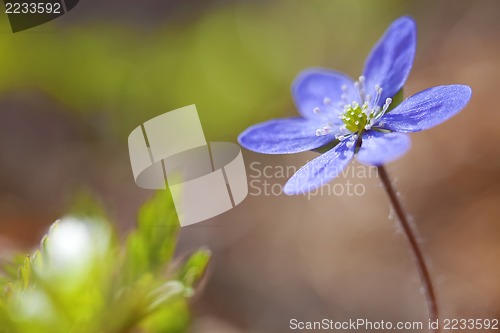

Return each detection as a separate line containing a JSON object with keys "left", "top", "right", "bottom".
{"left": 238, "top": 16, "right": 472, "bottom": 195}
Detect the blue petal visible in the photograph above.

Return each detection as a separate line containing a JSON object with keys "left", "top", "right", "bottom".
{"left": 292, "top": 68, "right": 358, "bottom": 120}
{"left": 382, "top": 85, "right": 472, "bottom": 132}
{"left": 238, "top": 117, "right": 336, "bottom": 154}
{"left": 356, "top": 131, "right": 411, "bottom": 166}
{"left": 363, "top": 16, "right": 416, "bottom": 105}
{"left": 283, "top": 141, "right": 354, "bottom": 195}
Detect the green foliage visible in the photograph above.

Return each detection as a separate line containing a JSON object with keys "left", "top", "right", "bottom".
{"left": 0, "top": 191, "right": 210, "bottom": 333}
{"left": 124, "top": 190, "right": 180, "bottom": 282}
{"left": 0, "top": 1, "right": 405, "bottom": 140}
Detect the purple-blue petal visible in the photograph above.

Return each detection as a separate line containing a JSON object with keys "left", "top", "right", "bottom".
{"left": 238, "top": 117, "right": 336, "bottom": 154}
{"left": 382, "top": 85, "right": 472, "bottom": 132}
{"left": 292, "top": 68, "right": 358, "bottom": 120}
{"left": 283, "top": 141, "right": 354, "bottom": 195}
{"left": 356, "top": 131, "right": 411, "bottom": 166}
{"left": 363, "top": 16, "right": 416, "bottom": 105}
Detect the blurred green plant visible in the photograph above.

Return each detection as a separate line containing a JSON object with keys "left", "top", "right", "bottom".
{"left": 0, "top": 191, "right": 210, "bottom": 333}
{"left": 0, "top": 0, "right": 403, "bottom": 140}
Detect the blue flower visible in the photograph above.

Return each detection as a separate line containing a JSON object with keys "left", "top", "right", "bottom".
{"left": 238, "top": 16, "right": 472, "bottom": 195}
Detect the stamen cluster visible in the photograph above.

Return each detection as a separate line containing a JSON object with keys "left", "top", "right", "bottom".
{"left": 315, "top": 76, "right": 393, "bottom": 144}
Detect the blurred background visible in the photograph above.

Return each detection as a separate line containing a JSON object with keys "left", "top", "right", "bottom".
{"left": 1, "top": 0, "right": 500, "bottom": 331}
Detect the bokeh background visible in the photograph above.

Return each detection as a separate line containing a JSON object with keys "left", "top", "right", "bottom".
{"left": 1, "top": 0, "right": 500, "bottom": 332}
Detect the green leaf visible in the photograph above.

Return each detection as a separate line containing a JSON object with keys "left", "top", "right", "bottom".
{"left": 0, "top": 302, "right": 15, "bottom": 333}
{"left": 139, "top": 299, "right": 190, "bottom": 333}
{"left": 123, "top": 190, "right": 180, "bottom": 283}
{"left": 147, "top": 281, "right": 185, "bottom": 313}
{"left": 176, "top": 248, "right": 211, "bottom": 291}
{"left": 17, "top": 256, "right": 31, "bottom": 290}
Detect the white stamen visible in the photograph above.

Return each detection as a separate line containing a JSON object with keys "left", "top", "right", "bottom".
{"left": 313, "top": 107, "right": 320, "bottom": 114}
{"left": 323, "top": 97, "right": 331, "bottom": 105}
{"left": 315, "top": 126, "right": 333, "bottom": 137}
{"left": 372, "top": 84, "right": 383, "bottom": 109}
{"left": 382, "top": 104, "right": 390, "bottom": 113}
{"left": 339, "top": 80, "right": 390, "bottom": 135}
{"left": 355, "top": 77, "right": 366, "bottom": 103}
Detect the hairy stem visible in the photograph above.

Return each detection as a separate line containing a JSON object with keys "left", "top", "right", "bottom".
{"left": 377, "top": 165, "right": 439, "bottom": 333}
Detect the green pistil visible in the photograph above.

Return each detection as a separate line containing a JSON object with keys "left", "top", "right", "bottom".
{"left": 341, "top": 105, "right": 368, "bottom": 133}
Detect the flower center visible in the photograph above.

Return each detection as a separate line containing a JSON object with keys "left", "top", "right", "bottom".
{"left": 314, "top": 76, "right": 393, "bottom": 142}
{"left": 340, "top": 103, "right": 368, "bottom": 133}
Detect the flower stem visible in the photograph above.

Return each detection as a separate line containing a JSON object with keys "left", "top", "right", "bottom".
{"left": 377, "top": 165, "right": 439, "bottom": 333}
